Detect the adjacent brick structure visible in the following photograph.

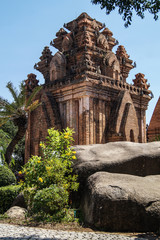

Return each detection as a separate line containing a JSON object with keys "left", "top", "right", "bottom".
{"left": 25, "top": 13, "right": 152, "bottom": 161}
{"left": 148, "top": 97, "right": 160, "bottom": 141}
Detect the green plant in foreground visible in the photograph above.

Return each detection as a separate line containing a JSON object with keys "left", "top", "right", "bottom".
{"left": 154, "top": 135, "right": 160, "bottom": 141}
{"left": 0, "top": 213, "right": 9, "bottom": 220}
{"left": 21, "top": 127, "right": 79, "bottom": 221}
{"left": 0, "top": 185, "right": 21, "bottom": 214}
{"left": 0, "top": 165, "right": 16, "bottom": 187}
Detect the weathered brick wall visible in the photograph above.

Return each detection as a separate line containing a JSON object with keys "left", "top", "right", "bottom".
{"left": 25, "top": 91, "right": 62, "bottom": 162}
{"left": 115, "top": 91, "right": 139, "bottom": 142}
{"left": 148, "top": 97, "right": 160, "bottom": 141}
{"left": 25, "top": 77, "right": 151, "bottom": 161}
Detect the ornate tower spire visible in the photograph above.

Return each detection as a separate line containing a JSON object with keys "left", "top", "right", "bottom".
{"left": 34, "top": 46, "right": 52, "bottom": 84}
{"left": 116, "top": 45, "right": 134, "bottom": 82}
{"left": 25, "top": 73, "right": 39, "bottom": 98}
{"left": 101, "top": 28, "right": 117, "bottom": 51}
{"left": 133, "top": 73, "right": 150, "bottom": 93}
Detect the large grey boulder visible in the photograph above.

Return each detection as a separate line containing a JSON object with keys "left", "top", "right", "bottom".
{"left": 82, "top": 172, "right": 160, "bottom": 232}
{"left": 74, "top": 141, "right": 160, "bottom": 181}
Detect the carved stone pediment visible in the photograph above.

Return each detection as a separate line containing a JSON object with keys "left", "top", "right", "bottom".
{"left": 50, "top": 52, "right": 66, "bottom": 81}
{"left": 62, "top": 34, "right": 73, "bottom": 52}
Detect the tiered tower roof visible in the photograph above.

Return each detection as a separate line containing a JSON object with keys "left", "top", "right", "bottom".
{"left": 33, "top": 13, "right": 151, "bottom": 97}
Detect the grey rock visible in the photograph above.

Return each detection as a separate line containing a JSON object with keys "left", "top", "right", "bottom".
{"left": 82, "top": 171, "right": 160, "bottom": 232}
{"left": 73, "top": 141, "right": 160, "bottom": 182}
{"left": 11, "top": 192, "right": 27, "bottom": 208}
{"left": 5, "top": 206, "right": 27, "bottom": 219}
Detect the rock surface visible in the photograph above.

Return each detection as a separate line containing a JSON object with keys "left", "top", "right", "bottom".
{"left": 11, "top": 193, "right": 27, "bottom": 208}
{"left": 82, "top": 172, "right": 160, "bottom": 232}
{"left": 5, "top": 206, "right": 27, "bottom": 219}
{"left": 74, "top": 141, "right": 160, "bottom": 181}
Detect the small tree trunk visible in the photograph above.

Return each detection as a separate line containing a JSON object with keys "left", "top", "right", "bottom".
{"left": 5, "top": 119, "right": 27, "bottom": 166}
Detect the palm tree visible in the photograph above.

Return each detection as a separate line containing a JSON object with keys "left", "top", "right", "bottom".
{"left": 0, "top": 128, "right": 11, "bottom": 165}
{"left": 0, "top": 81, "right": 41, "bottom": 165}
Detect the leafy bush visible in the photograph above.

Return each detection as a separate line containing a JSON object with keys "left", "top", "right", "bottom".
{"left": 22, "top": 127, "right": 79, "bottom": 221}
{"left": 154, "top": 135, "right": 160, "bottom": 141}
{"left": 28, "top": 184, "right": 71, "bottom": 221}
{"left": 0, "top": 165, "right": 16, "bottom": 187}
{"left": 0, "top": 185, "right": 21, "bottom": 214}
{"left": 32, "top": 185, "right": 68, "bottom": 214}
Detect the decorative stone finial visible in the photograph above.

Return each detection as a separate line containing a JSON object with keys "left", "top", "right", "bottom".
{"left": 39, "top": 46, "right": 52, "bottom": 61}
{"left": 102, "top": 28, "right": 113, "bottom": 37}
{"left": 116, "top": 45, "right": 129, "bottom": 59}
{"left": 133, "top": 73, "right": 150, "bottom": 90}
{"left": 34, "top": 46, "right": 52, "bottom": 84}
{"left": 25, "top": 73, "right": 39, "bottom": 93}
{"left": 56, "top": 28, "right": 67, "bottom": 37}
{"left": 116, "top": 45, "right": 133, "bottom": 82}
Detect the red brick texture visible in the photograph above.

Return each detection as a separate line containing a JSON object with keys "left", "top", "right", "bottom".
{"left": 148, "top": 97, "right": 160, "bottom": 141}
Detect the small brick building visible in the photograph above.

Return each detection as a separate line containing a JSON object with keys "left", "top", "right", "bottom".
{"left": 148, "top": 97, "right": 160, "bottom": 141}
{"left": 25, "top": 13, "right": 152, "bottom": 161}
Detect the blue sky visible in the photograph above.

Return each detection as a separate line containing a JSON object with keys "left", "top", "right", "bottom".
{"left": 0, "top": 0, "right": 159, "bottom": 124}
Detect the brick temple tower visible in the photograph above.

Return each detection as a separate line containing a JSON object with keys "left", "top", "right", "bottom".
{"left": 148, "top": 97, "right": 160, "bottom": 141}
{"left": 25, "top": 13, "right": 152, "bottom": 161}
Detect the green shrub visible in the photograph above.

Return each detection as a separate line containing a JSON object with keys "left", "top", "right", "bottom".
{"left": 153, "top": 135, "right": 160, "bottom": 141}
{"left": 0, "top": 185, "right": 21, "bottom": 214}
{"left": 32, "top": 185, "right": 69, "bottom": 219}
{"left": 22, "top": 127, "right": 79, "bottom": 221}
{"left": 0, "top": 165, "right": 16, "bottom": 187}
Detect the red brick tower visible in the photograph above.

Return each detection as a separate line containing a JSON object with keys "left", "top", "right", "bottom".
{"left": 148, "top": 97, "right": 160, "bottom": 141}
{"left": 25, "top": 13, "right": 152, "bottom": 161}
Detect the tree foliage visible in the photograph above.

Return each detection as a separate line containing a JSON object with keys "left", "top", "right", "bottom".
{"left": 91, "top": 0, "right": 160, "bottom": 27}
{"left": 0, "top": 121, "right": 25, "bottom": 170}
{"left": 0, "top": 128, "right": 11, "bottom": 164}
{"left": 0, "top": 81, "right": 41, "bottom": 165}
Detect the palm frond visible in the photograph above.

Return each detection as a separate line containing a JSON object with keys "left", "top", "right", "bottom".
{"left": 0, "top": 81, "right": 41, "bottom": 130}
{"left": 0, "top": 111, "right": 13, "bottom": 117}
{"left": 0, "top": 97, "right": 10, "bottom": 108}
{"left": 26, "top": 100, "right": 41, "bottom": 112}
{"left": 17, "top": 81, "right": 26, "bottom": 107}
{"left": 0, "top": 97, "right": 23, "bottom": 120}
{"left": 25, "top": 86, "right": 42, "bottom": 108}
{"left": 6, "top": 82, "right": 20, "bottom": 106}
{"left": 0, "top": 117, "right": 9, "bottom": 127}
{"left": 2, "top": 102, "right": 17, "bottom": 115}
